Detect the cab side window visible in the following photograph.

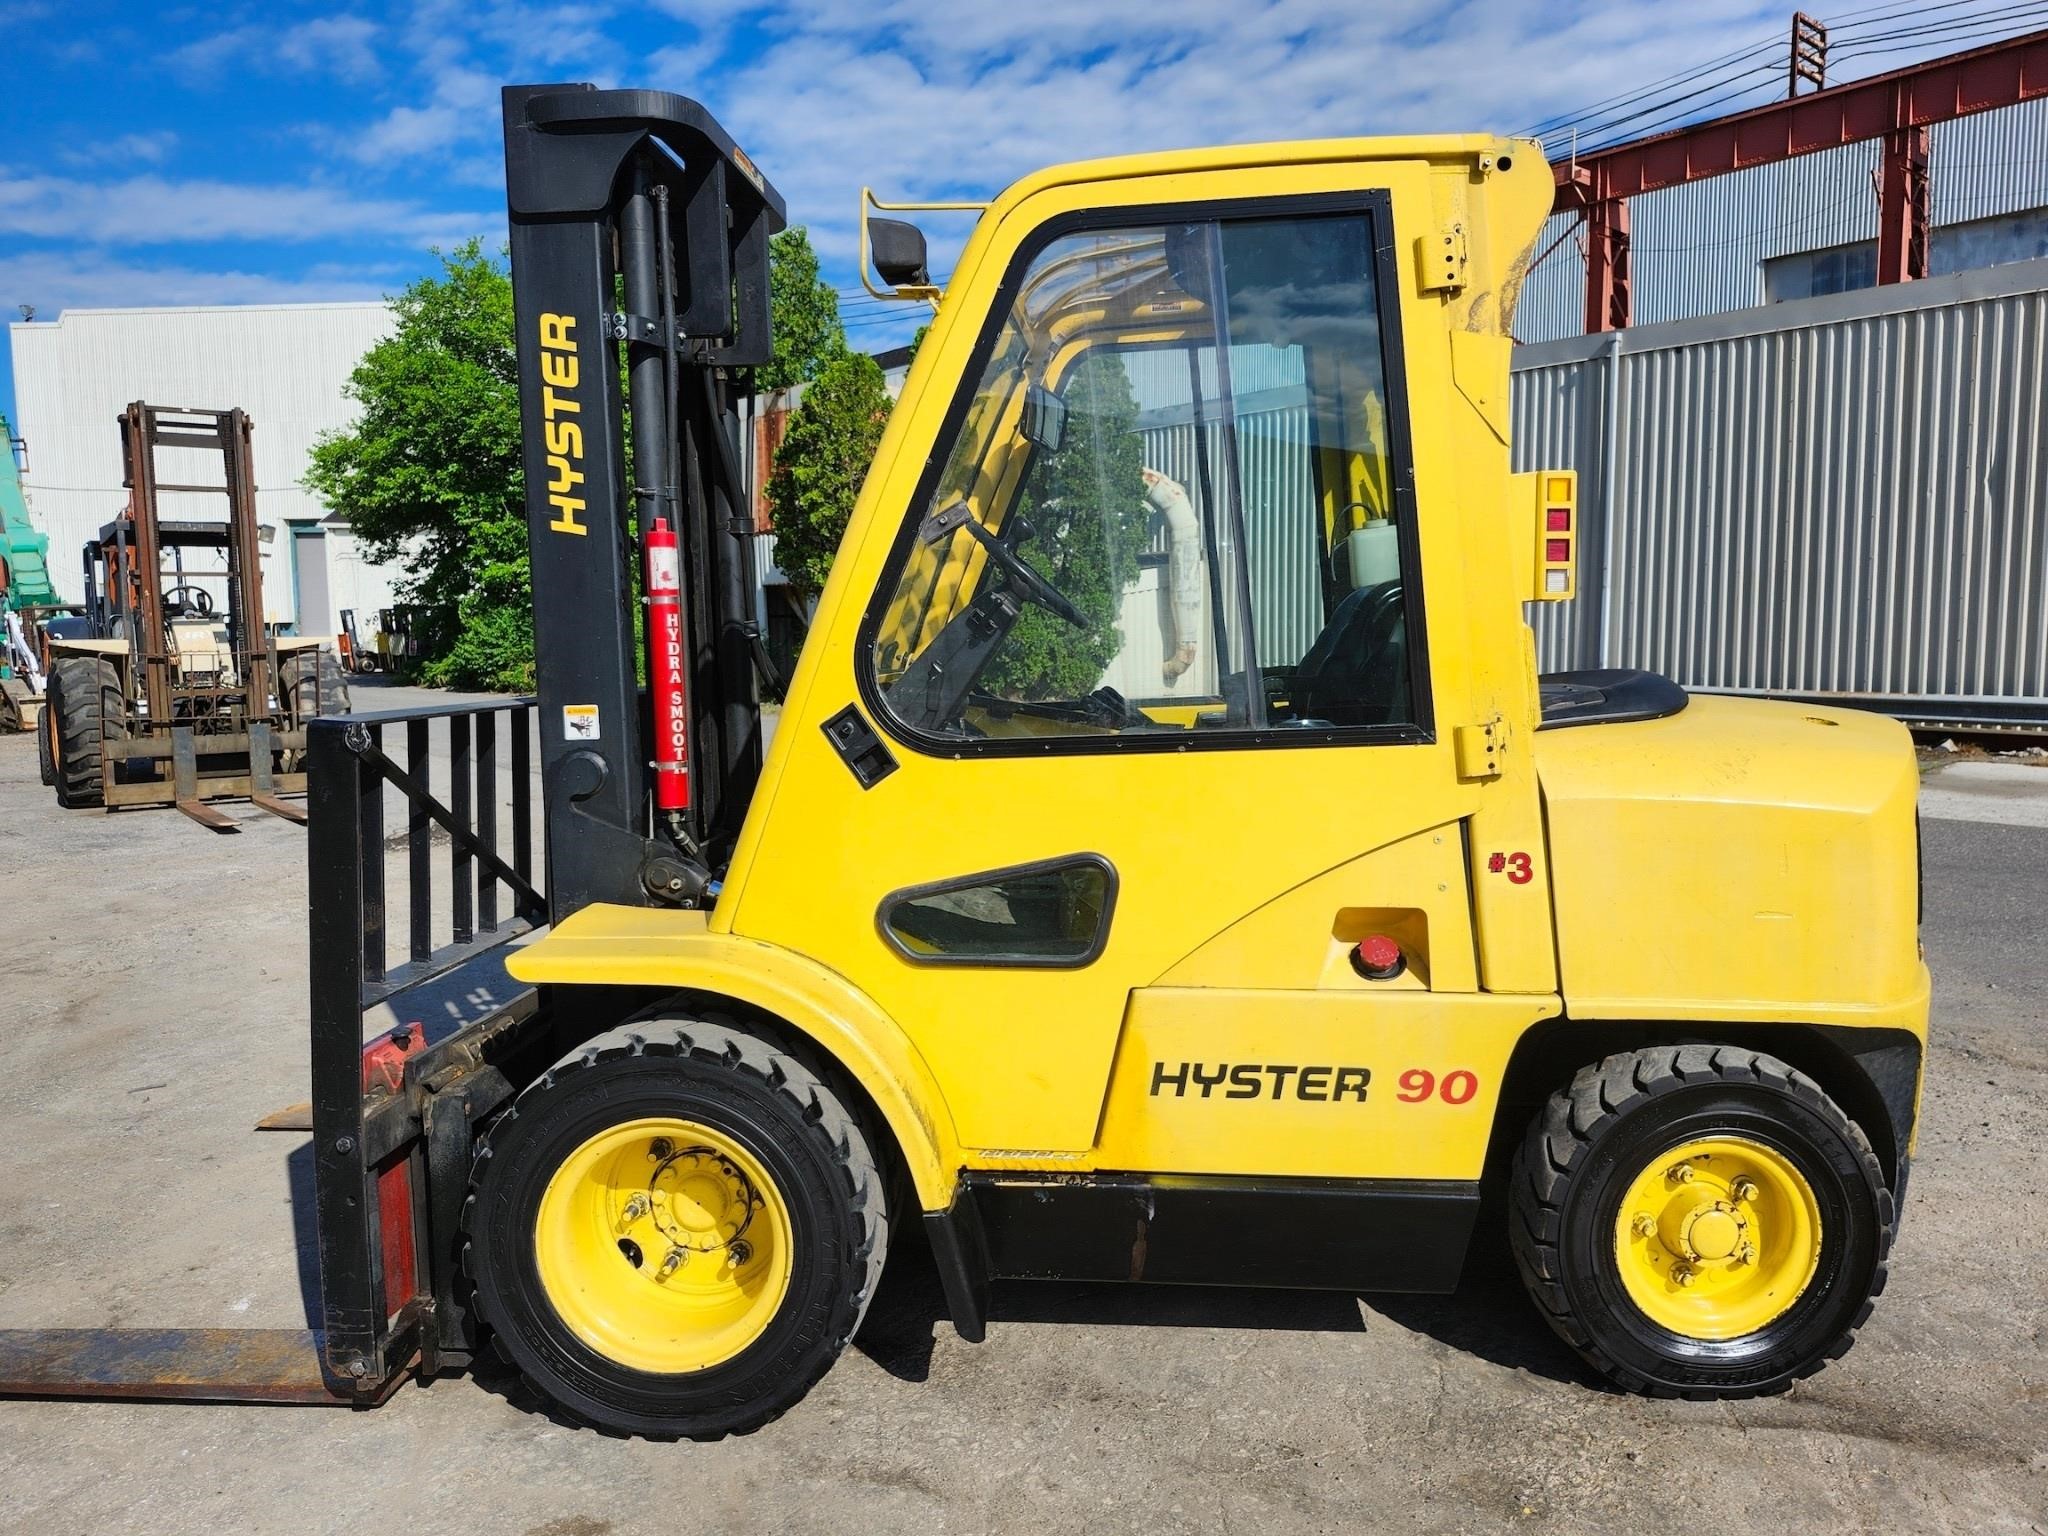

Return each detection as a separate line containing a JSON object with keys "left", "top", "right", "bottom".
{"left": 867, "top": 204, "right": 1419, "bottom": 747}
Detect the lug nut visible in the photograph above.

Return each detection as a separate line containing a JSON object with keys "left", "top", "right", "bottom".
{"left": 619, "top": 1192, "right": 650, "bottom": 1226}
{"left": 1672, "top": 1265, "right": 1697, "bottom": 1288}
{"left": 649, "top": 1138, "right": 673, "bottom": 1161}
{"left": 1668, "top": 1164, "right": 1696, "bottom": 1184}
{"left": 1731, "top": 1178, "right": 1760, "bottom": 1202}
{"left": 1631, "top": 1214, "right": 1658, "bottom": 1238}
{"left": 1737, "top": 1243, "right": 1757, "bottom": 1266}
{"left": 728, "top": 1239, "right": 753, "bottom": 1267}
{"left": 657, "top": 1246, "right": 687, "bottom": 1280}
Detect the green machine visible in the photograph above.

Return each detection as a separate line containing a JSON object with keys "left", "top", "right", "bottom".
{"left": 2, "top": 415, "right": 61, "bottom": 734}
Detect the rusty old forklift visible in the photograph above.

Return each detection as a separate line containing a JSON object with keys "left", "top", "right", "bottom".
{"left": 41, "top": 403, "right": 349, "bottom": 827}
{"left": 0, "top": 85, "right": 1925, "bottom": 1436}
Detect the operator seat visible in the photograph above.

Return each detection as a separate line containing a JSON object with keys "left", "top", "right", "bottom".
{"left": 1291, "top": 580, "right": 1409, "bottom": 726}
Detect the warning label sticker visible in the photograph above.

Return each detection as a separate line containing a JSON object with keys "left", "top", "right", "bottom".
{"left": 563, "top": 704, "right": 600, "bottom": 741}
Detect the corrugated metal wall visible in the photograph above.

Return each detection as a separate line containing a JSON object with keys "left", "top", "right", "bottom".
{"left": 1519, "top": 97, "right": 2048, "bottom": 342}
{"left": 6, "top": 302, "right": 405, "bottom": 632}
{"left": 1512, "top": 254, "right": 2048, "bottom": 725}
{"left": 1129, "top": 346, "right": 1322, "bottom": 667}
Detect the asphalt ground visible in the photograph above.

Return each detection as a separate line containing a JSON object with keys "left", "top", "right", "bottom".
{"left": 0, "top": 703, "right": 2042, "bottom": 1535}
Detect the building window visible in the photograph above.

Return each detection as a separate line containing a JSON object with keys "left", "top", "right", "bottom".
{"left": 1764, "top": 208, "right": 2048, "bottom": 303}
{"left": 1764, "top": 241, "right": 1878, "bottom": 302}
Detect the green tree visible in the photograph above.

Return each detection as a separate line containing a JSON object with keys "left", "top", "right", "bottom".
{"left": 307, "top": 232, "right": 850, "bottom": 691}
{"left": 760, "top": 227, "right": 845, "bottom": 392}
{"left": 766, "top": 350, "right": 893, "bottom": 594}
{"left": 305, "top": 240, "right": 532, "bottom": 689}
{"left": 982, "top": 351, "right": 1149, "bottom": 699}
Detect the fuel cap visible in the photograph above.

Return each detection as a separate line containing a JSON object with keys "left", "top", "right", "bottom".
{"left": 1352, "top": 934, "right": 1406, "bottom": 981}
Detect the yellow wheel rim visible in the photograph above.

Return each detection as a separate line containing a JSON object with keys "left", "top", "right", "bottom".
{"left": 1613, "top": 1135, "right": 1822, "bottom": 1341}
{"left": 534, "top": 1117, "right": 794, "bottom": 1374}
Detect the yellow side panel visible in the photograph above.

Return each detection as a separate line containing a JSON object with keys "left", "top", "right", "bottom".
{"left": 735, "top": 735, "right": 1468, "bottom": 1154}
{"left": 1093, "top": 988, "right": 1559, "bottom": 1179}
{"left": 1465, "top": 648, "right": 1559, "bottom": 994}
{"left": 1157, "top": 824, "right": 1477, "bottom": 993}
{"left": 504, "top": 905, "right": 963, "bottom": 1208}
{"left": 1537, "top": 694, "right": 1925, "bottom": 1032}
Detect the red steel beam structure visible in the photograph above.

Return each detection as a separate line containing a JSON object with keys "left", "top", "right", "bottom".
{"left": 1553, "top": 28, "right": 2048, "bottom": 330}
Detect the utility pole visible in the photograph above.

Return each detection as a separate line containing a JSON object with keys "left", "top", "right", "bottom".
{"left": 1789, "top": 12, "right": 1828, "bottom": 96}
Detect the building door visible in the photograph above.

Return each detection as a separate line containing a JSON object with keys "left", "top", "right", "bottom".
{"left": 293, "top": 528, "right": 331, "bottom": 635}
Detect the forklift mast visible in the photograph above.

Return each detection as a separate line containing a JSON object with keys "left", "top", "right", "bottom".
{"left": 501, "top": 84, "right": 787, "bottom": 921}
{"left": 109, "top": 404, "right": 273, "bottom": 728}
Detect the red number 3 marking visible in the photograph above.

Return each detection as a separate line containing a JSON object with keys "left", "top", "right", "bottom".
{"left": 1504, "top": 851, "right": 1533, "bottom": 884}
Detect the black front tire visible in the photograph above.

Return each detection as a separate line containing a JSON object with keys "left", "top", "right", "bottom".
{"left": 48, "top": 655, "right": 125, "bottom": 809}
{"left": 463, "top": 1015, "right": 889, "bottom": 1440}
{"left": 1510, "top": 1044, "right": 1893, "bottom": 1399}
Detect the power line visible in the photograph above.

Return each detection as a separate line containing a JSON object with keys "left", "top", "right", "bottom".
{"left": 1831, "top": 4, "right": 2048, "bottom": 57}
{"left": 1542, "top": 61, "right": 1782, "bottom": 152}
{"left": 1535, "top": 2, "right": 2047, "bottom": 156}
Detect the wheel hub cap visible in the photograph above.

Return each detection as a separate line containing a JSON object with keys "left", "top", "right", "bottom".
{"left": 1614, "top": 1135, "right": 1823, "bottom": 1341}
{"left": 532, "top": 1117, "right": 794, "bottom": 1374}
{"left": 650, "top": 1149, "right": 758, "bottom": 1253}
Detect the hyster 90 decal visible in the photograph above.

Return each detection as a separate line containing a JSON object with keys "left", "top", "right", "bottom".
{"left": 1151, "top": 1062, "right": 1371, "bottom": 1102}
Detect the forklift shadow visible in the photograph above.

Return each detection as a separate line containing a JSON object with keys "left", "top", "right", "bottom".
{"left": 854, "top": 1238, "right": 1597, "bottom": 1391}
{"left": 1364, "top": 1262, "right": 1603, "bottom": 1390}
{"left": 286, "top": 1140, "right": 325, "bottom": 1327}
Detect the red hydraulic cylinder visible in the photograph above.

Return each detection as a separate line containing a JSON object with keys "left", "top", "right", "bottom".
{"left": 645, "top": 516, "right": 691, "bottom": 811}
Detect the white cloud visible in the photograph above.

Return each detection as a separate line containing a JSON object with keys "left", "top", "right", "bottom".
{"left": 639, "top": 0, "right": 2021, "bottom": 292}
{"left": 660, "top": 0, "right": 1799, "bottom": 275}
{"left": 170, "top": 14, "right": 385, "bottom": 85}
{"left": 0, "top": 172, "right": 493, "bottom": 250}
{"left": 0, "top": 252, "right": 400, "bottom": 316}
{"left": 57, "top": 131, "right": 179, "bottom": 170}
{"left": 335, "top": 2, "right": 623, "bottom": 162}
{"left": 15, "top": 0, "right": 2023, "bottom": 339}
{"left": 344, "top": 64, "right": 501, "bottom": 163}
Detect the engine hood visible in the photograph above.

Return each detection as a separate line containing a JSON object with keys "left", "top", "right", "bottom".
{"left": 1535, "top": 694, "right": 1925, "bottom": 1026}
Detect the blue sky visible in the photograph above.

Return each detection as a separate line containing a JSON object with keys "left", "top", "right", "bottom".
{"left": 0, "top": 0, "right": 2027, "bottom": 425}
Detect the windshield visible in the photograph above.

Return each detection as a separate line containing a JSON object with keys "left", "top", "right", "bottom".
{"left": 870, "top": 208, "right": 1419, "bottom": 744}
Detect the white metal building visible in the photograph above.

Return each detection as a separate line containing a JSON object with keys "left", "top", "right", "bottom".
{"left": 6, "top": 301, "right": 406, "bottom": 636}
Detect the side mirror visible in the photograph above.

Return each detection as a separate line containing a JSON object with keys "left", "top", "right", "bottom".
{"left": 1020, "top": 383, "right": 1067, "bottom": 453}
{"left": 869, "top": 218, "right": 931, "bottom": 289}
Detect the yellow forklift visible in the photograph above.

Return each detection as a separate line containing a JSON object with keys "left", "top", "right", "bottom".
{"left": 0, "top": 85, "right": 1924, "bottom": 1438}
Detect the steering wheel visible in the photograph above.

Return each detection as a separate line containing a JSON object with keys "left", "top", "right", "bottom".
{"left": 958, "top": 515, "right": 1087, "bottom": 628}
{"left": 163, "top": 584, "right": 216, "bottom": 618}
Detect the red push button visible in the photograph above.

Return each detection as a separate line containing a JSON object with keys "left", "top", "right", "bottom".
{"left": 1545, "top": 538, "right": 1570, "bottom": 563}
{"left": 1352, "top": 934, "right": 1406, "bottom": 981}
{"left": 1546, "top": 507, "right": 1571, "bottom": 531}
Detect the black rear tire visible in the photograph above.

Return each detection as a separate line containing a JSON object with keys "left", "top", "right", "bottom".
{"left": 48, "top": 655, "right": 125, "bottom": 809}
{"left": 463, "top": 1014, "right": 889, "bottom": 1440}
{"left": 1510, "top": 1044, "right": 1892, "bottom": 1399}
{"left": 281, "top": 648, "right": 351, "bottom": 723}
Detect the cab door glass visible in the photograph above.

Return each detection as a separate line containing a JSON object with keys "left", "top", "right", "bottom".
{"left": 868, "top": 207, "right": 1418, "bottom": 746}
